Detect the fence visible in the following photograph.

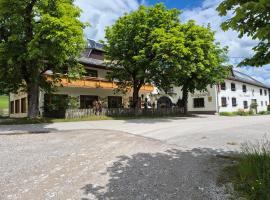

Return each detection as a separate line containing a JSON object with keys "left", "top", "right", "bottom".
{"left": 65, "top": 107, "right": 184, "bottom": 119}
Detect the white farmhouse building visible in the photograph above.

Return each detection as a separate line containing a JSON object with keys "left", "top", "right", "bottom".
{"left": 9, "top": 39, "right": 269, "bottom": 117}
{"left": 150, "top": 70, "right": 269, "bottom": 114}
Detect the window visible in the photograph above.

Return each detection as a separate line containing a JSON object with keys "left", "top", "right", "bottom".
{"left": 85, "top": 69, "right": 98, "bottom": 77}
{"left": 260, "top": 89, "right": 263, "bottom": 95}
{"left": 231, "top": 83, "right": 236, "bottom": 91}
{"left": 261, "top": 101, "right": 264, "bottom": 106}
{"left": 108, "top": 96, "right": 123, "bottom": 108}
{"left": 242, "top": 85, "right": 247, "bottom": 93}
{"left": 10, "top": 101, "right": 14, "bottom": 114}
{"left": 15, "top": 100, "right": 20, "bottom": 113}
{"left": 80, "top": 95, "right": 98, "bottom": 109}
{"left": 243, "top": 101, "right": 248, "bottom": 109}
{"left": 265, "top": 90, "right": 267, "bottom": 96}
{"left": 193, "top": 98, "right": 205, "bottom": 108}
{"left": 21, "top": 98, "right": 27, "bottom": 113}
{"left": 220, "top": 82, "right": 226, "bottom": 90}
{"left": 232, "top": 98, "right": 237, "bottom": 107}
{"left": 221, "top": 97, "right": 227, "bottom": 107}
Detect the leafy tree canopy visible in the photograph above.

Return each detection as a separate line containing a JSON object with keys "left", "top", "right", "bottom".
{"left": 105, "top": 3, "right": 229, "bottom": 112}
{"left": 151, "top": 21, "right": 230, "bottom": 113}
{"left": 217, "top": 0, "right": 270, "bottom": 66}
{"left": 104, "top": 3, "right": 180, "bottom": 108}
{"left": 0, "top": 0, "right": 86, "bottom": 117}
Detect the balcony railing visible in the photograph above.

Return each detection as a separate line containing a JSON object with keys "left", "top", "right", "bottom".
{"left": 57, "top": 77, "right": 154, "bottom": 92}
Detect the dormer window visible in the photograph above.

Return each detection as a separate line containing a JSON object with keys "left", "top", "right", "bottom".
{"left": 89, "top": 50, "right": 104, "bottom": 60}
{"left": 85, "top": 69, "right": 98, "bottom": 77}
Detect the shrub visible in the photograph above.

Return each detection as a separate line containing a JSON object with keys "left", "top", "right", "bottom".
{"left": 267, "top": 105, "right": 270, "bottom": 112}
{"left": 220, "top": 110, "right": 254, "bottom": 116}
{"left": 248, "top": 109, "right": 254, "bottom": 115}
{"left": 258, "top": 111, "right": 270, "bottom": 115}
{"left": 233, "top": 139, "right": 270, "bottom": 200}
{"left": 258, "top": 111, "right": 267, "bottom": 115}
{"left": 236, "top": 109, "right": 250, "bottom": 116}
{"left": 220, "top": 112, "right": 236, "bottom": 116}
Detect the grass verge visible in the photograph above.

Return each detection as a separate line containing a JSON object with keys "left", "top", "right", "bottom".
{"left": 219, "top": 112, "right": 238, "bottom": 116}
{"left": 220, "top": 110, "right": 270, "bottom": 117}
{"left": 219, "top": 139, "right": 270, "bottom": 200}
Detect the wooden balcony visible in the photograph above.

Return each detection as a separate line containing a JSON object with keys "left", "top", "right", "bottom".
{"left": 58, "top": 77, "right": 154, "bottom": 92}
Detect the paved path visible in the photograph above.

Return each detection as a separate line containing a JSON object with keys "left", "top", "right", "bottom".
{"left": 1, "top": 115, "right": 270, "bottom": 151}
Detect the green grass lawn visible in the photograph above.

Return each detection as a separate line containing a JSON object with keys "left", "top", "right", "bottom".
{"left": 0, "top": 95, "right": 8, "bottom": 109}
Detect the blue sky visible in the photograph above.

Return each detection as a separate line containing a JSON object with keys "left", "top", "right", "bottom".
{"left": 75, "top": 0, "right": 270, "bottom": 87}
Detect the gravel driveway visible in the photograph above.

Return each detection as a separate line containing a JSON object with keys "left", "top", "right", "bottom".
{"left": 1, "top": 114, "right": 270, "bottom": 151}
{"left": 0, "top": 129, "right": 233, "bottom": 200}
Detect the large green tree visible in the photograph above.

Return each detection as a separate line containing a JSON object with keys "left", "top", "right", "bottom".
{"left": 151, "top": 21, "right": 229, "bottom": 114}
{"left": 217, "top": 0, "right": 270, "bottom": 66}
{"left": 0, "top": 0, "right": 85, "bottom": 118}
{"left": 104, "top": 4, "right": 180, "bottom": 109}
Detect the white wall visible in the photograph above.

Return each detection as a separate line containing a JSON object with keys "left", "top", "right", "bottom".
{"left": 218, "top": 80, "right": 269, "bottom": 113}
{"left": 9, "top": 92, "right": 28, "bottom": 118}
{"left": 149, "top": 85, "right": 218, "bottom": 113}
{"left": 187, "top": 86, "right": 218, "bottom": 113}
{"left": 150, "top": 80, "right": 269, "bottom": 114}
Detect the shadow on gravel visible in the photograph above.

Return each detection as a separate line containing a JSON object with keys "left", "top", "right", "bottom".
{"left": 81, "top": 148, "right": 235, "bottom": 200}
{"left": 0, "top": 123, "right": 58, "bottom": 135}
{"left": 121, "top": 114, "right": 206, "bottom": 124}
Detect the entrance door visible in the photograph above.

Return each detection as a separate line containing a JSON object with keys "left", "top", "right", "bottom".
{"left": 157, "top": 96, "right": 172, "bottom": 108}
{"left": 251, "top": 99, "right": 257, "bottom": 113}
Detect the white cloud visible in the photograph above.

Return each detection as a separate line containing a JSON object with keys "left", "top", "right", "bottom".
{"left": 75, "top": 0, "right": 140, "bottom": 41}
{"left": 181, "top": 0, "right": 258, "bottom": 60}
{"left": 74, "top": 0, "right": 270, "bottom": 86}
{"left": 181, "top": 0, "right": 270, "bottom": 86}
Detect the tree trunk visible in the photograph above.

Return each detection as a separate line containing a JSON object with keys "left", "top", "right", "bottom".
{"left": 27, "top": 83, "right": 40, "bottom": 118}
{"left": 182, "top": 84, "right": 189, "bottom": 115}
{"left": 132, "top": 86, "right": 141, "bottom": 114}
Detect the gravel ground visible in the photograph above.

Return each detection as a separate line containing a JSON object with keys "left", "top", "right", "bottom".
{"left": 1, "top": 115, "right": 269, "bottom": 151}
{"left": 0, "top": 129, "right": 234, "bottom": 200}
